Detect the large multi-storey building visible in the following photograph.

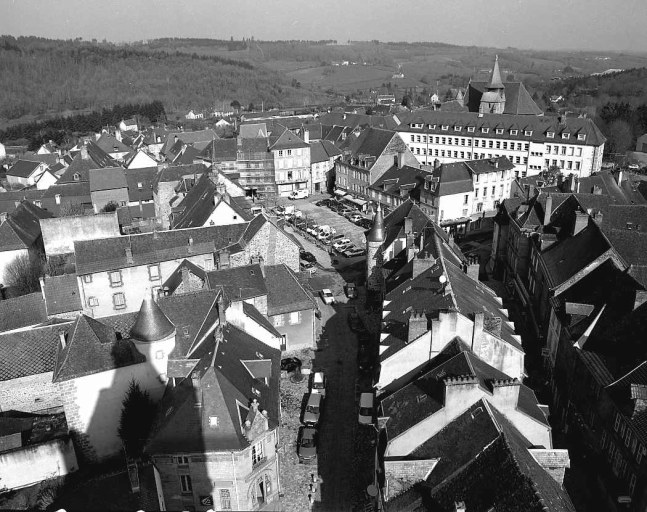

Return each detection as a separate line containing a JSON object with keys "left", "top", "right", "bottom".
{"left": 396, "top": 111, "right": 606, "bottom": 179}
{"left": 236, "top": 137, "right": 276, "bottom": 198}
{"left": 269, "top": 129, "right": 311, "bottom": 197}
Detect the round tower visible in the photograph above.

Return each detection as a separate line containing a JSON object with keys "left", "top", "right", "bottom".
{"left": 130, "top": 291, "right": 176, "bottom": 381}
{"left": 366, "top": 203, "right": 385, "bottom": 292}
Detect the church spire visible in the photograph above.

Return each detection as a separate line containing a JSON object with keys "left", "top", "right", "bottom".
{"left": 488, "top": 55, "right": 505, "bottom": 90}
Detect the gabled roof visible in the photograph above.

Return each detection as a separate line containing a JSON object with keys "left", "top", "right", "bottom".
{"left": 309, "top": 140, "right": 342, "bottom": 163}
{"left": 162, "top": 130, "right": 218, "bottom": 155}
{"left": 74, "top": 223, "right": 249, "bottom": 275}
{"left": 264, "top": 264, "right": 316, "bottom": 316}
{"left": 206, "top": 264, "right": 267, "bottom": 302}
{"left": 124, "top": 167, "right": 157, "bottom": 202}
{"left": 42, "top": 274, "right": 82, "bottom": 316}
{"left": 239, "top": 123, "right": 268, "bottom": 139}
{"left": 0, "top": 292, "right": 47, "bottom": 332}
{"left": 53, "top": 315, "right": 145, "bottom": 382}
{"left": 269, "top": 129, "right": 309, "bottom": 151}
{"left": 0, "top": 323, "right": 74, "bottom": 380}
{"left": 433, "top": 161, "right": 474, "bottom": 196}
{"left": 346, "top": 127, "right": 395, "bottom": 159}
{"left": 242, "top": 301, "right": 281, "bottom": 337}
{"left": 7, "top": 160, "right": 43, "bottom": 178}
{"left": 89, "top": 166, "right": 128, "bottom": 192}
{"left": 146, "top": 323, "right": 280, "bottom": 454}
{"left": 199, "top": 138, "right": 238, "bottom": 162}
{"left": 162, "top": 259, "right": 209, "bottom": 295}
{"left": 57, "top": 142, "right": 117, "bottom": 184}
{"left": 95, "top": 133, "right": 132, "bottom": 154}
{"left": 0, "top": 200, "right": 54, "bottom": 251}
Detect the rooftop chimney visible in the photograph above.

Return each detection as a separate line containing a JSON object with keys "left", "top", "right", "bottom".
{"left": 573, "top": 211, "right": 589, "bottom": 236}
{"left": 491, "top": 378, "right": 521, "bottom": 409}
{"left": 187, "top": 237, "right": 194, "bottom": 253}
{"left": 125, "top": 246, "right": 133, "bottom": 264}
{"left": 404, "top": 216, "right": 413, "bottom": 235}
{"left": 408, "top": 311, "right": 427, "bottom": 342}
{"left": 191, "top": 371, "right": 201, "bottom": 390}
{"left": 631, "top": 384, "right": 647, "bottom": 419}
{"left": 465, "top": 254, "right": 479, "bottom": 281}
{"left": 543, "top": 194, "right": 553, "bottom": 227}
{"left": 181, "top": 267, "right": 190, "bottom": 291}
{"left": 303, "top": 130, "right": 310, "bottom": 144}
{"left": 80, "top": 144, "right": 89, "bottom": 160}
{"left": 616, "top": 170, "right": 624, "bottom": 186}
{"left": 396, "top": 151, "right": 404, "bottom": 169}
{"left": 59, "top": 331, "right": 67, "bottom": 349}
{"left": 113, "top": 146, "right": 119, "bottom": 152}
{"left": 455, "top": 502, "right": 466, "bottom": 512}
{"left": 412, "top": 252, "right": 436, "bottom": 279}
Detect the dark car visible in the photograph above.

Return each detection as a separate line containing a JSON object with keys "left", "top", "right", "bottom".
{"left": 348, "top": 309, "right": 364, "bottom": 331}
{"left": 281, "top": 357, "right": 302, "bottom": 373}
{"left": 297, "top": 427, "right": 317, "bottom": 464}
{"left": 345, "top": 282, "right": 358, "bottom": 299}
{"left": 300, "top": 250, "right": 317, "bottom": 263}
{"left": 316, "top": 199, "right": 332, "bottom": 207}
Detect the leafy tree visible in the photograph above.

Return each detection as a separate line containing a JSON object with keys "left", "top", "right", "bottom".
{"left": 230, "top": 100, "right": 241, "bottom": 112}
{"left": 118, "top": 379, "right": 157, "bottom": 459}
{"left": 401, "top": 95, "right": 413, "bottom": 109}
{"left": 604, "top": 119, "right": 633, "bottom": 157}
{"left": 4, "top": 253, "right": 42, "bottom": 295}
{"left": 101, "top": 201, "right": 119, "bottom": 213}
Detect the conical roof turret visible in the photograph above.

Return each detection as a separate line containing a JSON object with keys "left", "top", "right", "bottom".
{"left": 130, "top": 292, "right": 175, "bottom": 342}
{"left": 488, "top": 55, "right": 505, "bottom": 90}
{"left": 367, "top": 203, "right": 385, "bottom": 243}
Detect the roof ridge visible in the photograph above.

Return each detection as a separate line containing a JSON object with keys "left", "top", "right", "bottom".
{"left": 606, "top": 360, "right": 647, "bottom": 388}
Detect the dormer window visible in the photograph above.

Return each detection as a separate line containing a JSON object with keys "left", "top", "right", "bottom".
{"left": 428, "top": 124, "right": 436, "bottom": 130}
{"left": 496, "top": 128, "right": 503, "bottom": 134}
{"left": 547, "top": 131, "right": 555, "bottom": 138}
{"left": 482, "top": 128, "right": 489, "bottom": 134}
{"left": 73, "top": 173, "right": 80, "bottom": 181}
{"left": 525, "top": 130, "right": 533, "bottom": 136}
{"left": 510, "top": 129, "right": 518, "bottom": 135}
{"left": 562, "top": 133, "right": 570, "bottom": 139}
{"left": 467, "top": 126, "right": 475, "bottom": 133}
{"left": 441, "top": 125, "right": 448, "bottom": 131}
{"left": 577, "top": 133, "right": 586, "bottom": 141}
{"left": 454, "top": 126, "right": 462, "bottom": 132}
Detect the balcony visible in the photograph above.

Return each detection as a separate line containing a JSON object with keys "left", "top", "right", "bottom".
{"left": 252, "top": 455, "right": 268, "bottom": 470}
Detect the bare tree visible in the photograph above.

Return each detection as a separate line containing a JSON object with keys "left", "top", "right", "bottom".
{"left": 4, "top": 253, "right": 43, "bottom": 295}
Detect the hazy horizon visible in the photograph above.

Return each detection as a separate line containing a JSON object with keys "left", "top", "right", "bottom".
{"left": 2, "top": 0, "right": 646, "bottom": 53}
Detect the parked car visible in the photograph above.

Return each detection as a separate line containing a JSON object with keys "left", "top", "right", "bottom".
{"left": 358, "top": 344, "right": 372, "bottom": 372}
{"left": 297, "top": 427, "right": 317, "bottom": 464}
{"left": 344, "top": 247, "right": 367, "bottom": 258}
{"left": 338, "top": 208, "right": 354, "bottom": 217}
{"left": 310, "top": 371, "right": 327, "bottom": 398}
{"left": 319, "top": 233, "right": 332, "bottom": 244}
{"left": 299, "top": 250, "right": 317, "bottom": 263}
{"left": 358, "top": 393, "right": 374, "bottom": 425}
{"left": 320, "top": 289, "right": 335, "bottom": 305}
{"left": 303, "top": 393, "right": 323, "bottom": 426}
{"left": 294, "top": 209, "right": 303, "bottom": 218}
{"left": 315, "top": 199, "right": 331, "bottom": 207}
{"left": 281, "top": 357, "right": 302, "bottom": 373}
{"left": 306, "top": 224, "right": 319, "bottom": 236}
{"left": 628, "top": 164, "right": 640, "bottom": 170}
{"left": 345, "top": 282, "right": 358, "bottom": 299}
{"left": 348, "top": 309, "right": 363, "bottom": 332}
{"left": 288, "top": 190, "right": 309, "bottom": 200}
{"left": 358, "top": 219, "right": 373, "bottom": 229}
{"left": 350, "top": 213, "right": 363, "bottom": 223}
{"left": 340, "top": 245, "right": 357, "bottom": 257}
{"left": 300, "top": 261, "right": 316, "bottom": 273}
{"left": 332, "top": 238, "right": 352, "bottom": 251}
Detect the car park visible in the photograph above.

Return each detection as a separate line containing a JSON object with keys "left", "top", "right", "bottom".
{"left": 310, "top": 371, "right": 327, "bottom": 398}
{"left": 299, "top": 250, "right": 317, "bottom": 263}
{"left": 281, "top": 357, "right": 302, "bottom": 373}
{"left": 344, "top": 247, "right": 367, "bottom": 258}
{"left": 303, "top": 392, "right": 323, "bottom": 426}
{"left": 297, "top": 427, "right": 317, "bottom": 464}
{"left": 288, "top": 190, "right": 309, "bottom": 200}
{"left": 345, "top": 282, "right": 357, "bottom": 299}
{"left": 320, "top": 289, "right": 335, "bottom": 304}
{"left": 358, "top": 393, "right": 374, "bottom": 425}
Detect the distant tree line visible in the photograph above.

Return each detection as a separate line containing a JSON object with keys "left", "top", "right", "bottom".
{"left": 594, "top": 102, "right": 647, "bottom": 157}
{"left": 0, "top": 101, "right": 165, "bottom": 149}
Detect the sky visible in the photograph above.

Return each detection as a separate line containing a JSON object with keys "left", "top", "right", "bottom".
{"left": 1, "top": 0, "right": 646, "bottom": 52}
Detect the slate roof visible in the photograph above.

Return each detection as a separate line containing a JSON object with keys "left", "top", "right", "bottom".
{"left": 57, "top": 142, "right": 117, "bottom": 184}
{"left": 398, "top": 110, "right": 606, "bottom": 147}
{"left": 0, "top": 292, "right": 47, "bottom": 332}
{"left": 381, "top": 200, "right": 434, "bottom": 251}
{"left": 162, "top": 259, "right": 208, "bottom": 294}
{"left": 95, "top": 133, "right": 132, "bottom": 155}
{"left": 309, "top": 140, "right": 342, "bottom": 164}
{"left": 345, "top": 127, "right": 396, "bottom": 160}
{"left": 317, "top": 112, "right": 399, "bottom": 131}
{"left": 199, "top": 138, "right": 238, "bottom": 161}
{"left": 465, "top": 80, "right": 543, "bottom": 115}
{"left": 22, "top": 152, "right": 59, "bottom": 167}
{"left": 206, "top": 264, "right": 267, "bottom": 302}
{"left": 42, "top": 274, "right": 82, "bottom": 316}
{"left": 242, "top": 301, "right": 281, "bottom": 337}
{"left": 0, "top": 323, "right": 74, "bottom": 380}
{"left": 170, "top": 173, "right": 217, "bottom": 229}
{"left": 239, "top": 123, "right": 268, "bottom": 139}
{"left": 369, "top": 164, "right": 430, "bottom": 198}
{"left": 89, "top": 167, "right": 128, "bottom": 192}
{"left": 0, "top": 200, "right": 54, "bottom": 251}
{"left": 433, "top": 161, "right": 474, "bottom": 196}
{"left": 146, "top": 323, "right": 280, "bottom": 454}
{"left": 53, "top": 314, "right": 146, "bottom": 382}
{"left": 7, "top": 160, "right": 42, "bottom": 178}
{"left": 269, "top": 129, "right": 309, "bottom": 151}
{"left": 154, "top": 163, "right": 207, "bottom": 189}
{"left": 162, "top": 130, "right": 218, "bottom": 155}
{"left": 124, "top": 167, "right": 157, "bottom": 202}
{"left": 264, "top": 264, "right": 316, "bottom": 316}
{"left": 74, "top": 224, "right": 248, "bottom": 275}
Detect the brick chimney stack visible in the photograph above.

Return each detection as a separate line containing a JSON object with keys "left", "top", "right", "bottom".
{"left": 543, "top": 194, "right": 552, "bottom": 227}
{"left": 408, "top": 311, "right": 427, "bottom": 342}
{"left": 491, "top": 378, "right": 521, "bottom": 409}
{"left": 412, "top": 252, "right": 436, "bottom": 279}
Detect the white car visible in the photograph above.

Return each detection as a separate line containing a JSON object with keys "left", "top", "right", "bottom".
{"left": 332, "top": 238, "right": 352, "bottom": 251}
{"left": 320, "top": 289, "right": 335, "bottom": 305}
{"left": 358, "top": 392, "right": 374, "bottom": 425}
{"left": 288, "top": 190, "right": 309, "bottom": 200}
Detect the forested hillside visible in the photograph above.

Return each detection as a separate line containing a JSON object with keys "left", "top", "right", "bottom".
{"left": 0, "top": 36, "right": 311, "bottom": 122}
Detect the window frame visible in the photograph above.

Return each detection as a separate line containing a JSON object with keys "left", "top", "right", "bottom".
{"left": 148, "top": 264, "right": 161, "bottom": 281}
{"left": 108, "top": 270, "right": 123, "bottom": 287}
{"left": 180, "top": 474, "right": 193, "bottom": 494}
{"left": 220, "top": 489, "right": 232, "bottom": 510}
{"left": 82, "top": 274, "right": 93, "bottom": 284}
{"left": 112, "top": 292, "right": 127, "bottom": 310}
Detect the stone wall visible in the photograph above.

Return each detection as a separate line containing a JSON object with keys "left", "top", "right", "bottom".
{"left": 40, "top": 213, "right": 120, "bottom": 256}
{"left": 0, "top": 371, "right": 61, "bottom": 414}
